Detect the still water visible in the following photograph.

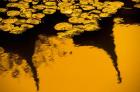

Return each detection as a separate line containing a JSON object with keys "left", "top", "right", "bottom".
{"left": 0, "top": 23, "right": 140, "bottom": 92}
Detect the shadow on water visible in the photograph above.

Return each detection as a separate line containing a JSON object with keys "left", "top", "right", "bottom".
{"left": 73, "top": 16, "right": 122, "bottom": 83}
{"left": 0, "top": 1, "right": 140, "bottom": 89}
{"left": 73, "top": 8, "right": 140, "bottom": 83}
{"left": 0, "top": 11, "right": 67, "bottom": 90}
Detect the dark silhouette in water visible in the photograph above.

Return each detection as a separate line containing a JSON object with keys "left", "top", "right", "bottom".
{"left": 0, "top": 11, "right": 67, "bottom": 90}
{"left": 0, "top": 0, "right": 140, "bottom": 90}
{"left": 0, "top": 27, "right": 40, "bottom": 90}
{"left": 73, "top": 7, "right": 140, "bottom": 83}
{"left": 73, "top": 17, "right": 122, "bottom": 83}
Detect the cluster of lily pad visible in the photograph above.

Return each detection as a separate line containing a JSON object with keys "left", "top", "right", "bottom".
{"left": 132, "top": 0, "right": 140, "bottom": 8}
{"left": 55, "top": 0, "right": 124, "bottom": 37}
{"left": 0, "top": 0, "right": 124, "bottom": 36}
{"left": 132, "top": 0, "right": 140, "bottom": 3}
{"left": 0, "top": 0, "right": 57, "bottom": 34}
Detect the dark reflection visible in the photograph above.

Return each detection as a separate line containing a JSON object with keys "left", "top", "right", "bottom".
{"left": 117, "top": 8, "right": 140, "bottom": 24}
{"left": 73, "top": 8, "right": 140, "bottom": 83}
{"left": 0, "top": 1, "right": 140, "bottom": 89}
{"left": 0, "top": 25, "right": 40, "bottom": 90}
{"left": 99, "top": 0, "right": 134, "bottom": 8}
{"left": 0, "top": 11, "right": 67, "bottom": 90}
{"left": 73, "top": 17, "right": 122, "bottom": 83}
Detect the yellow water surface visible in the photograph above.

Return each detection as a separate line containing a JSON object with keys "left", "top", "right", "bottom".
{"left": 0, "top": 24, "right": 140, "bottom": 92}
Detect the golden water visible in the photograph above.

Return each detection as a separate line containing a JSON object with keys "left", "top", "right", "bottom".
{"left": 0, "top": 24, "right": 140, "bottom": 92}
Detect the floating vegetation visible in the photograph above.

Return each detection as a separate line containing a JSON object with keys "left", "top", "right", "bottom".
{"left": 0, "top": 0, "right": 57, "bottom": 34}
{"left": 0, "top": 0, "right": 140, "bottom": 91}
{"left": 0, "top": 0, "right": 123, "bottom": 36}
{"left": 132, "top": 0, "right": 140, "bottom": 8}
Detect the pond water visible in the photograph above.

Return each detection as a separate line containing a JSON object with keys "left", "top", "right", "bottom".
{"left": 0, "top": 23, "right": 140, "bottom": 92}
{"left": 0, "top": 1, "right": 140, "bottom": 92}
